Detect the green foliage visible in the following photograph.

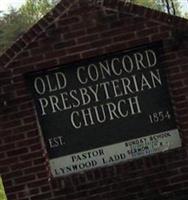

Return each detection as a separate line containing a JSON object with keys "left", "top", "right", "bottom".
{"left": 132, "top": 0, "right": 182, "bottom": 16}
{"left": 0, "top": 8, "right": 25, "bottom": 54}
{"left": 131, "top": 0, "right": 164, "bottom": 11}
{"left": 0, "top": 0, "right": 56, "bottom": 54}
{"left": 19, "top": 0, "right": 53, "bottom": 26}
{"left": 184, "top": 12, "right": 188, "bottom": 19}
{"left": 0, "top": 177, "right": 7, "bottom": 200}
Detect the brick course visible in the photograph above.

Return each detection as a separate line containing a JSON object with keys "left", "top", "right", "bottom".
{"left": 0, "top": 0, "right": 188, "bottom": 200}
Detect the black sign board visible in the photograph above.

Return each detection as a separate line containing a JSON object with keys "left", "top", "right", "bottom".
{"left": 26, "top": 42, "right": 181, "bottom": 176}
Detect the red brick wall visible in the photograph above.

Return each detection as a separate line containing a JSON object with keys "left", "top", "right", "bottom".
{"left": 0, "top": 1, "right": 188, "bottom": 200}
